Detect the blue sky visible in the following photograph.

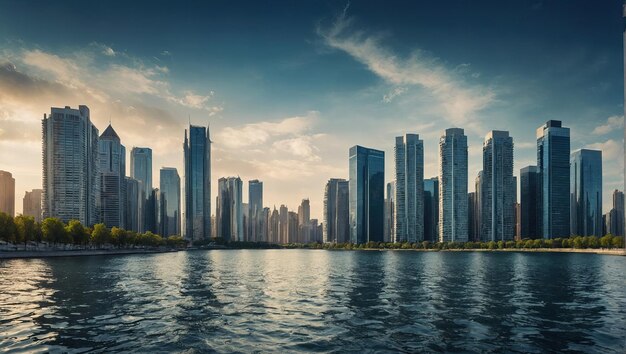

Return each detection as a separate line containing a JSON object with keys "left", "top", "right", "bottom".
{"left": 0, "top": 0, "right": 623, "bottom": 218}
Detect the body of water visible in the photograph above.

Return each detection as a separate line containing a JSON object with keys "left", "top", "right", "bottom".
{"left": 0, "top": 250, "right": 625, "bottom": 353}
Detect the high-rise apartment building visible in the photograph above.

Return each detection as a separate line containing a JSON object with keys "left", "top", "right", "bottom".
{"left": 0, "top": 170, "right": 15, "bottom": 217}
{"left": 537, "top": 120, "right": 570, "bottom": 238}
{"left": 42, "top": 105, "right": 99, "bottom": 225}
{"left": 216, "top": 177, "right": 243, "bottom": 241}
{"left": 384, "top": 181, "right": 395, "bottom": 243}
{"left": 520, "top": 166, "right": 540, "bottom": 238}
{"left": 394, "top": 134, "right": 424, "bottom": 243}
{"left": 160, "top": 168, "right": 181, "bottom": 237}
{"left": 323, "top": 178, "right": 349, "bottom": 243}
{"left": 481, "top": 131, "right": 515, "bottom": 242}
{"left": 183, "top": 125, "right": 212, "bottom": 242}
{"left": 439, "top": 128, "right": 468, "bottom": 242}
{"left": 248, "top": 180, "right": 263, "bottom": 242}
{"left": 423, "top": 177, "right": 438, "bottom": 243}
{"left": 130, "top": 147, "right": 152, "bottom": 232}
{"left": 99, "top": 124, "right": 126, "bottom": 228}
{"left": 124, "top": 177, "right": 140, "bottom": 232}
{"left": 349, "top": 145, "right": 385, "bottom": 244}
{"left": 23, "top": 189, "right": 42, "bottom": 222}
{"left": 570, "top": 149, "right": 603, "bottom": 236}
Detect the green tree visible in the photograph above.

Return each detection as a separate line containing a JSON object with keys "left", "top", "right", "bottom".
{"left": 41, "top": 218, "right": 67, "bottom": 244}
{"left": 110, "top": 227, "right": 126, "bottom": 247}
{"left": 611, "top": 235, "right": 624, "bottom": 249}
{"left": 66, "top": 220, "right": 89, "bottom": 245}
{"left": 91, "top": 223, "right": 110, "bottom": 246}
{"left": 14, "top": 215, "right": 37, "bottom": 244}
{"left": 600, "top": 234, "right": 612, "bottom": 249}
{"left": 0, "top": 212, "right": 17, "bottom": 243}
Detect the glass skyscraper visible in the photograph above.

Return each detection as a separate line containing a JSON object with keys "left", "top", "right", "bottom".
{"left": 124, "top": 177, "right": 140, "bottom": 232}
{"left": 438, "top": 128, "right": 468, "bottom": 242}
{"left": 323, "top": 178, "right": 349, "bottom": 243}
{"left": 248, "top": 179, "right": 263, "bottom": 242}
{"left": 423, "top": 177, "right": 439, "bottom": 243}
{"left": 520, "top": 166, "right": 540, "bottom": 238}
{"left": 481, "top": 131, "right": 515, "bottom": 242}
{"left": 160, "top": 167, "right": 181, "bottom": 237}
{"left": 349, "top": 145, "right": 384, "bottom": 244}
{"left": 383, "top": 181, "right": 395, "bottom": 243}
{"left": 394, "top": 134, "right": 424, "bottom": 243}
{"left": 42, "top": 105, "right": 99, "bottom": 226}
{"left": 99, "top": 124, "right": 126, "bottom": 228}
{"left": 130, "top": 147, "right": 152, "bottom": 232}
{"left": 570, "top": 149, "right": 602, "bottom": 237}
{"left": 537, "top": 120, "right": 570, "bottom": 238}
{"left": 183, "top": 125, "right": 212, "bottom": 241}
{"left": 0, "top": 170, "right": 15, "bottom": 217}
{"left": 216, "top": 177, "right": 243, "bottom": 241}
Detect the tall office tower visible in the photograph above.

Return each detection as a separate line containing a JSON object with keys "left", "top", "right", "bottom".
{"left": 23, "top": 189, "right": 43, "bottom": 222}
{"left": 570, "top": 149, "right": 603, "bottom": 236}
{"left": 98, "top": 124, "right": 126, "bottom": 228}
{"left": 216, "top": 177, "right": 243, "bottom": 241}
{"left": 383, "top": 181, "right": 396, "bottom": 243}
{"left": 394, "top": 134, "right": 425, "bottom": 243}
{"left": 130, "top": 147, "right": 152, "bottom": 232}
{"left": 242, "top": 202, "right": 249, "bottom": 241}
{"left": 468, "top": 192, "right": 476, "bottom": 242}
{"left": 309, "top": 219, "right": 321, "bottom": 243}
{"left": 288, "top": 211, "right": 299, "bottom": 243}
{"left": 439, "top": 128, "right": 468, "bottom": 242}
{"left": 0, "top": 171, "right": 15, "bottom": 216}
{"left": 160, "top": 168, "right": 180, "bottom": 237}
{"left": 42, "top": 106, "right": 99, "bottom": 225}
{"left": 183, "top": 125, "right": 212, "bottom": 242}
{"left": 537, "top": 120, "right": 570, "bottom": 238}
{"left": 323, "top": 178, "right": 349, "bottom": 243}
{"left": 248, "top": 180, "right": 263, "bottom": 242}
{"left": 279, "top": 205, "right": 289, "bottom": 243}
{"left": 515, "top": 203, "right": 521, "bottom": 240}
{"left": 423, "top": 177, "right": 439, "bottom": 243}
{"left": 145, "top": 188, "right": 160, "bottom": 233}
{"left": 261, "top": 207, "right": 270, "bottom": 242}
{"left": 520, "top": 166, "right": 540, "bottom": 238}
{"left": 611, "top": 190, "right": 625, "bottom": 236}
{"left": 124, "top": 177, "right": 140, "bottom": 232}
{"left": 349, "top": 145, "right": 385, "bottom": 244}
{"left": 298, "top": 199, "right": 311, "bottom": 243}
{"left": 269, "top": 207, "right": 279, "bottom": 243}
{"left": 480, "top": 131, "right": 515, "bottom": 242}
{"left": 473, "top": 171, "right": 482, "bottom": 242}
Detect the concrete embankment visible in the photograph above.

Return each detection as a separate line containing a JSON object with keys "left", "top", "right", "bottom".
{"left": 0, "top": 248, "right": 179, "bottom": 259}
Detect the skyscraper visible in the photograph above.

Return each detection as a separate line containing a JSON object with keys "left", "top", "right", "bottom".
{"left": 248, "top": 180, "right": 263, "bottom": 242}
{"left": 394, "top": 134, "right": 424, "bottom": 243}
{"left": 279, "top": 205, "right": 289, "bottom": 244}
{"left": 216, "top": 177, "right": 243, "bottom": 241}
{"left": 160, "top": 167, "right": 181, "bottom": 237}
{"left": 570, "top": 149, "right": 603, "bottom": 237}
{"left": 183, "top": 125, "right": 212, "bottom": 242}
{"left": 23, "top": 189, "right": 42, "bottom": 222}
{"left": 323, "top": 178, "right": 349, "bottom": 243}
{"left": 269, "top": 207, "right": 279, "bottom": 243}
{"left": 298, "top": 198, "right": 311, "bottom": 243}
{"left": 124, "top": 177, "right": 140, "bottom": 232}
{"left": 145, "top": 188, "right": 160, "bottom": 233}
{"left": 384, "top": 181, "right": 395, "bottom": 243}
{"left": 349, "top": 145, "right": 385, "bottom": 244}
{"left": 481, "top": 131, "right": 515, "bottom": 242}
{"left": 520, "top": 166, "right": 540, "bottom": 238}
{"left": 537, "top": 120, "right": 570, "bottom": 238}
{"left": 473, "top": 171, "right": 482, "bottom": 242}
{"left": 439, "top": 128, "right": 468, "bottom": 242}
{"left": 99, "top": 124, "right": 126, "bottom": 228}
{"left": 608, "top": 190, "right": 625, "bottom": 236}
{"left": 42, "top": 105, "right": 99, "bottom": 225}
{"left": 468, "top": 192, "right": 476, "bottom": 242}
{"left": 423, "top": 177, "right": 439, "bottom": 243}
{"left": 0, "top": 170, "right": 15, "bottom": 217}
{"left": 131, "top": 147, "right": 152, "bottom": 232}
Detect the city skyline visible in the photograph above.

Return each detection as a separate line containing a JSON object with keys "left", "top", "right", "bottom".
{"left": 0, "top": 1, "right": 624, "bottom": 220}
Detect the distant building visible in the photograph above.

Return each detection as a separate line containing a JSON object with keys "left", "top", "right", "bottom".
{"left": 183, "top": 125, "right": 212, "bottom": 242}
{"left": 468, "top": 192, "right": 476, "bottom": 242}
{"left": 323, "top": 178, "right": 349, "bottom": 243}
{"left": 145, "top": 188, "right": 160, "bottom": 233}
{"left": 99, "top": 124, "right": 126, "bottom": 228}
{"left": 423, "top": 177, "right": 438, "bottom": 243}
{"left": 481, "top": 131, "right": 515, "bottom": 242}
{"left": 124, "top": 177, "right": 140, "bottom": 232}
{"left": 472, "top": 172, "right": 482, "bottom": 242}
{"left": 131, "top": 147, "right": 152, "bottom": 232}
{"left": 570, "top": 149, "right": 603, "bottom": 236}
{"left": 288, "top": 211, "right": 299, "bottom": 243}
{"left": 537, "top": 120, "right": 570, "bottom": 238}
{"left": 394, "top": 134, "right": 424, "bottom": 243}
{"left": 160, "top": 168, "right": 181, "bottom": 237}
{"left": 384, "top": 181, "right": 396, "bottom": 243}
{"left": 609, "top": 190, "right": 625, "bottom": 236}
{"left": 520, "top": 166, "right": 540, "bottom": 239}
{"left": 216, "top": 177, "right": 243, "bottom": 241}
{"left": 269, "top": 207, "right": 279, "bottom": 243}
{"left": 42, "top": 105, "right": 99, "bottom": 225}
{"left": 439, "top": 128, "right": 468, "bottom": 242}
{"left": 279, "top": 205, "right": 289, "bottom": 244}
{"left": 23, "top": 189, "right": 42, "bottom": 222}
{"left": 298, "top": 199, "right": 311, "bottom": 243}
{"left": 248, "top": 180, "right": 263, "bottom": 242}
{"left": 515, "top": 202, "right": 521, "bottom": 240}
{"left": 0, "top": 170, "right": 15, "bottom": 217}
{"left": 349, "top": 145, "right": 385, "bottom": 244}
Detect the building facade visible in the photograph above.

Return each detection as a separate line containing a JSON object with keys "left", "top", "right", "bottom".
{"left": 394, "top": 134, "right": 424, "bottom": 243}
{"left": 160, "top": 168, "right": 181, "bottom": 237}
{"left": 349, "top": 145, "right": 385, "bottom": 244}
{"left": 439, "top": 128, "right": 468, "bottom": 242}
{"left": 23, "top": 189, "right": 42, "bottom": 222}
{"left": 42, "top": 105, "right": 99, "bottom": 225}
{"left": 520, "top": 166, "right": 540, "bottom": 239}
{"left": 384, "top": 181, "right": 395, "bottom": 243}
{"left": 248, "top": 180, "right": 263, "bottom": 242}
{"left": 0, "top": 170, "right": 15, "bottom": 217}
{"left": 216, "top": 177, "right": 243, "bottom": 241}
{"left": 99, "top": 124, "right": 126, "bottom": 228}
{"left": 130, "top": 147, "right": 152, "bottom": 232}
{"left": 570, "top": 149, "right": 603, "bottom": 237}
{"left": 423, "top": 177, "right": 439, "bottom": 243}
{"left": 183, "top": 125, "right": 212, "bottom": 241}
{"left": 323, "top": 178, "right": 350, "bottom": 243}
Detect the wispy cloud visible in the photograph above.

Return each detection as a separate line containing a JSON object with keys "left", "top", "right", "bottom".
{"left": 592, "top": 115, "right": 623, "bottom": 135}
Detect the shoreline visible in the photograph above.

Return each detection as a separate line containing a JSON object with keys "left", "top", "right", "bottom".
{"left": 0, "top": 248, "right": 179, "bottom": 260}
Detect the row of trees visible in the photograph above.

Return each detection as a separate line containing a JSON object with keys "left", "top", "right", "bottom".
{"left": 0, "top": 212, "right": 187, "bottom": 248}
{"left": 283, "top": 235, "right": 625, "bottom": 251}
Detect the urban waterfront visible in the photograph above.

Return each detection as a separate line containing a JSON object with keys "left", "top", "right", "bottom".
{"left": 0, "top": 250, "right": 625, "bottom": 353}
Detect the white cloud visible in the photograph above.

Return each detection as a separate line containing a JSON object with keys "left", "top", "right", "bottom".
{"left": 592, "top": 115, "right": 623, "bottom": 135}
{"left": 382, "top": 87, "right": 407, "bottom": 103}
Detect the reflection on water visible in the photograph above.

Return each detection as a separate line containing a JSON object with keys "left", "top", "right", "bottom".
{"left": 0, "top": 250, "right": 625, "bottom": 352}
